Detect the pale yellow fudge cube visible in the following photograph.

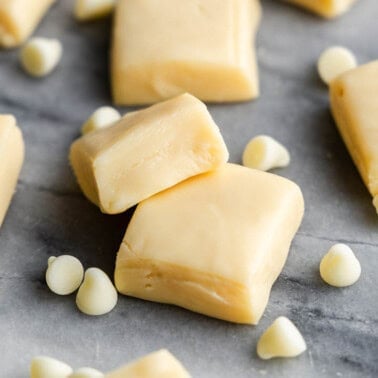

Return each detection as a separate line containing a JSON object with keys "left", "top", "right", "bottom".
{"left": 330, "top": 61, "right": 378, "bottom": 214}
{"left": 0, "top": 0, "right": 55, "bottom": 48}
{"left": 0, "top": 115, "right": 24, "bottom": 227}
{"left": 115, "top": 164, "right": 304, "bottom": 324}
{"left": 283, "top": 0, "right": 357, "bottom": 18}
{"left": 111, "top": 0, "right": 261, "bottom": 105}
{"left": 70, "top": 94, "right": 229, "bottom": 214}
{"left": 106, "top": 350, "right": 191, "bottom": 378}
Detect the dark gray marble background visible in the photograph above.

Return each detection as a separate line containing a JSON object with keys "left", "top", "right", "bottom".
{"left": 0, "top": 0, "right": 377, "bottom": 377}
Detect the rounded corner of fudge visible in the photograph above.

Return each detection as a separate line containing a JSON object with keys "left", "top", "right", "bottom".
{"left": 69, "top": 139, "right": 102, "bottom": 209}
{"left": 114, "top": 163, "right": 305, "bottom": 324}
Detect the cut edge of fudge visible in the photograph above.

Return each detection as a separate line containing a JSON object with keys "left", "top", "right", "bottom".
{"left": 115, "top": 251, "right": 255, "bottom": 324}
{"left": 70, "top": 93, "right": 229, "bottom": 214}
{"left": 0, "top": 115, "right": 25, "bottom": 227}
{"left": 112, "top": 60, "right": 261, "bottom": 106}
{"left": 330, "top": 61, "right": 378, "bottom": 213}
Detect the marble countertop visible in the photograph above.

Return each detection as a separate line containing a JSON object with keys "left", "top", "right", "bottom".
{"left": 0, "top": 1, "right": 377, "bottom": 377}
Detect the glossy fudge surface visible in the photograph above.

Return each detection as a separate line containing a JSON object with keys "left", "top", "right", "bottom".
{"left": 115, "top": 164, "right": 304, "bottom": 324}
{"left": 70, "top": 94, "right": 229, "bottom": 214}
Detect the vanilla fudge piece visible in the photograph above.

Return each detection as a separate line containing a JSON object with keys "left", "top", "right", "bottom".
{"left": 70, "top": 94, "right": 229, "bottom": 214}
{"left": 106, "top": 350, "right": 191, "bottom": 378}
{"left": 111, "top": 0, "right": 261, "bottom": 105}
{"left": 0, "top": 115, "right": 24, "bottom": 228}
{"left": 115, "top": 164, "right": 304, "bottom": 324}
{"left": 330, "top": 61, "right": 378, "bottom": 214}
{"left": 283, "top": 0, "right": 357, "bottom": 18}
{"left": 0, "top": 0, "right": 55, "bottom": 48}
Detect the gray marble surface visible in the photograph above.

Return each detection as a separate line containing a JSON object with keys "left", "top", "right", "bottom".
{"left": 0, "top": 0, "right": 378, "bottom": 377}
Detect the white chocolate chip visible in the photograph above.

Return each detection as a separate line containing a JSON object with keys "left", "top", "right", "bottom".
{"left": 317, "top": 46, "right": 357, "bottom": 85}
{"left": 69, "top": 367, "right": 104, "bottom": 378}
{"left": 30, "top": 356, "right": 73, "bottom": 378}
{"left": 81, "top": 106, "right": 121, "bottom": 135}
{"left": 76, "top": 268, "right": 118, "bottom": 316}
{"left": 320, "top": 244, "right": 361, "bottom": 287}
{"left": 74, "top": 0, "right": 116, "bottom": 21}
{"left": 257, "top": 317, "right": 307, "bottom": 360}
{"left": 242, "top": 135, "right": 290, "bottom": 171}
{"left": 46, "top": 255, "right": 84, "bottom": 295}
{"left": 47, "top": 256, "right": 56, "bottom": 266}
{"left": 20, "top": 38, "right": 63, "bottom": 77}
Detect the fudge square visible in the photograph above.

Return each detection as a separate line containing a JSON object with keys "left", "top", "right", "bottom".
{"left": 70, "top": 94, "right": 229, "bottom": 215}
{"left": 330, "top": 61, "right": 378, "bottom": 214}
{"left": 111, "top": 0, "right": 261, "bottom": 105}
{"left": 115, "top": 164, "right": 304, "bottom": 324}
